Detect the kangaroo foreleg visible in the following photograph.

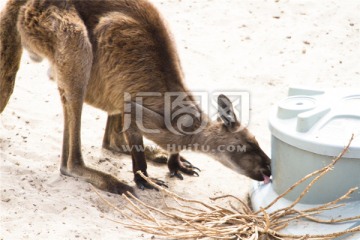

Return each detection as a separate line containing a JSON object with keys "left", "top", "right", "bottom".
{"left": 123, "top": 121, "right": 167, "bottom": 190}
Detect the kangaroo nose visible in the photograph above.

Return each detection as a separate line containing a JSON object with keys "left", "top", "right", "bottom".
{"left": 262, "top": 165, "right": 271, "bottom": 178}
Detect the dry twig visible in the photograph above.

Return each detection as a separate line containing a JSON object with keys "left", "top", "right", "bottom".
{"left": 94, "top": 134, "right": 360, "bottom": 239}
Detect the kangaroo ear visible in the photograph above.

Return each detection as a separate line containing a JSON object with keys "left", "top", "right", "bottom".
{"left": 217, "top": 94, "right": 239, "bottom": 130}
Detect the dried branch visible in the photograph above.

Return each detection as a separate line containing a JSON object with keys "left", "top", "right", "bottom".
{"left": 94, "top": 134, "right": 360, "bottom": 239}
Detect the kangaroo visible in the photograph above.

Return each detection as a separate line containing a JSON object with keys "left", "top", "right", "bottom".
{"left": 0, "top": 0, "right": 271, "bottom": 195}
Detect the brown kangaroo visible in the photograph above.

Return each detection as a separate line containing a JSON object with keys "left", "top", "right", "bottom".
{"left": 0, "top": 0, "right": 271, "bottom": 195}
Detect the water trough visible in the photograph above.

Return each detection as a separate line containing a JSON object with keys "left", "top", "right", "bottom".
{"left": 251, "top": 87, "right": 360, "bottom": 239}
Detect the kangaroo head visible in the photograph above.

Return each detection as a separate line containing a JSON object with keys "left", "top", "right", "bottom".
{"left": 211, "top": 94, "right": 271, "bottom": 182}
{"left": 129, "top": 94, "right": 272, "bottom": 182}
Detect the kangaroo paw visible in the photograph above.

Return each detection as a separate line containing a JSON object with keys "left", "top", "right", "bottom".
{"left": 168, "top": 154, "right": 200, "bottom": 180}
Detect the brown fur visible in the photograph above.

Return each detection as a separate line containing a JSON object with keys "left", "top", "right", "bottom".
{"left": 0, "top": 0, "right": 271, "bottom": 195}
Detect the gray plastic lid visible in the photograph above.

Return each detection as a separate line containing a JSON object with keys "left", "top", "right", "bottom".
{"left": 269, "top": 87, "right": 360, "bottom": 158}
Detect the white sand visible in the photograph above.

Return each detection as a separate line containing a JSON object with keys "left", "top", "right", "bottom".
{"left": 1, "top": 0, "right": 359, "bottom": 239}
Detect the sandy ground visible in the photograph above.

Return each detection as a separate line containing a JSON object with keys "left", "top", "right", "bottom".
{"left": 1, "top": 0, "right": 359, "bottom": 239}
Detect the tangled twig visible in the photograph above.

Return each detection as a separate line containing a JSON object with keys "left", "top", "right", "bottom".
{"left": 93, "top": 134, "right": 360, "bottom": 239}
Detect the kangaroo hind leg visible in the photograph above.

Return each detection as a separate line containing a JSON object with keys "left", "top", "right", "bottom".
{"left": 18, "top": 3, "right": 134, "bottom": 195}
{"left": 0, "top": 0, "right": 24, "bottom": 113}
{"left": 103, "top": 114, "right": 169, "bottom": 164}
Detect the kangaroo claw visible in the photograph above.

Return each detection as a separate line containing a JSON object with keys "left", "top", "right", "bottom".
{"left": 170, "top": 171, "right": 184, "bottom": 180}
{"left": 169, "top": 155, "right": 200, "bottom": 179}
{"left": 180, "top": 157, "right": 201, "bottom": 172}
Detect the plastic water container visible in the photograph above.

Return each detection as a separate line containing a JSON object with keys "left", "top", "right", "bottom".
{"left": 251, "top": 87, "right": 360, "bottom": 238}
{"left": 270, "top": 87, "right": 360, "bottom": 204}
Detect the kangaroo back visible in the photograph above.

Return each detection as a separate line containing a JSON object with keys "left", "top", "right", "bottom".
{"left": 0, "top": 0, "right": 27, "bottom": 112}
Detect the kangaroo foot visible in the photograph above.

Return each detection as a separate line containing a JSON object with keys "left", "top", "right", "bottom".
{"left": 61, "top": 166, "right": 135, "bottom": 196}
{"left": 144, "top": 146, "right": 168, "bottom": 164}
{"left": 168, "top": 154, "right": 200, "bottom": 180}
{"left": 104, "top": 174, "right": 136, "bottom": 196}
{"left": 103, "top": 143, "right": 130, "bottom": 155}
{"left": 102, "top": 132, "right": 130, "bottom": 155}
{"left": 102, "top": 114, "right": 131, "bottom": 155}
{"left": 134, "top": 172, "right": 168, "bottom": 190}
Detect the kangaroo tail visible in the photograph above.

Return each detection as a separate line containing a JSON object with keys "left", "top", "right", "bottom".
{"left": 0, "top": 0, "right": 27, "bottom": 113}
